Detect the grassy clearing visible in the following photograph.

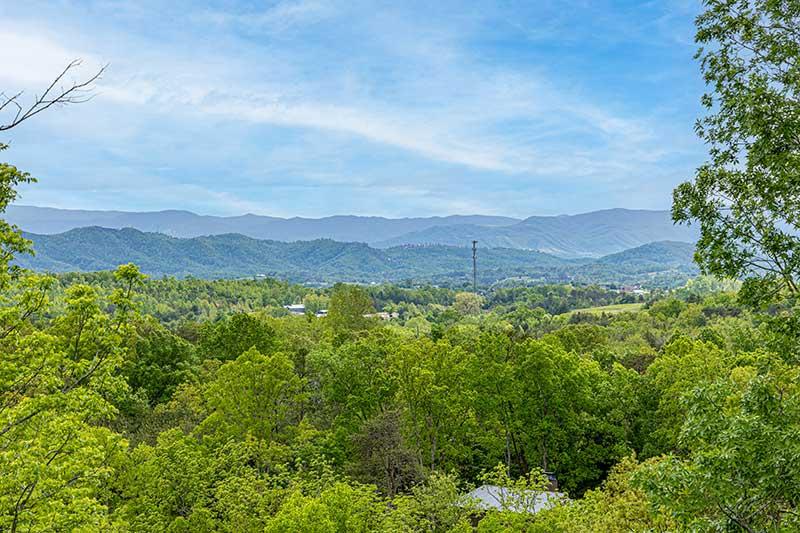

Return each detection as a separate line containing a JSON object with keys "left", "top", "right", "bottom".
{"left": 562, "top": 302, "right": 645, "bottom": 317}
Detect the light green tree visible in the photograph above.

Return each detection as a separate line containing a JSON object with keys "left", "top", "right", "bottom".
{"left": 0, "top": 62, "right": 136, "bottom": 532}
{"left": 636, "top": 356, "right": 800, "bottom": 531}
{"left": 264, "top": 482, "right": 387, "bottom": 533}
{"left": 0, "top": 265, "right": 143, "bottom": 532}
{"left": 533, "top": 456, "right": 675, "bottom": 533}
{"left": 312, "top": 329, "right": 400, "bottom": 428}
{"left": 453, "top": 291, "right": 484, "bottom": 316}
{"left": 514, "top": 339, "right": 632, "bottom": 494}
{"left": 391, "top": 338, "right": 476, "bottom": 471}
{"left": 198, "top": 312, "right": 276, "bottom": 360}
{"left": 200, "top": 347, "right": 305, "bottom": 448}
{"left": 640, "top": 337, "right": 729, "bottom": 455}
{"left": 302, "top": 293, "right": 329, "bottom": 315}
{"left": 386, "top": 472, "right": 473, "bottom": 533}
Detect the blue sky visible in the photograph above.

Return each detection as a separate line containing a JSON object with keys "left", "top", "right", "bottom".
{"left": 0, "top": 0, "right": 705, "bottom": 218}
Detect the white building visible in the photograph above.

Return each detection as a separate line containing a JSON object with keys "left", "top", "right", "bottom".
{"left": 284, "top": 304, "right": 306, "bottom": 315}
{"left": 284, "top": 304, "right": 328, "bottom": 317}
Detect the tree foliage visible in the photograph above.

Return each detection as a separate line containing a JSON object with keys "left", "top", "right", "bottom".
{"left": 673, "top": 0, "right": 800, "bottom": 304}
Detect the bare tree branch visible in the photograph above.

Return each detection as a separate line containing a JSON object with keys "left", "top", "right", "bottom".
{"left": 0, "top": 59, "right": 107, "bottom": 132}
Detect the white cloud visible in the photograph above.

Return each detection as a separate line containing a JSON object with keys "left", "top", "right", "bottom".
{"left": 198, "top": 0, "right": 333, "bottom": 32}
{"left": 0, "top": 0, "right": 703, "bottom": 216}
{"left": 1, "top": 4, "right": 669, "bottom": 179}
{"left": 0, "top": 29, "right": 103, "bottom": 87}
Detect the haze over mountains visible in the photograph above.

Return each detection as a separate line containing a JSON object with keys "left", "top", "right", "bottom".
{"left": 374, "top": 209, "right": 698, "bottom": 257}
{"left": 17, "top": 227, "right": 697, "bottom": 287}
{"left": 11, "top": 205, "right": 700, "bottom": 285}
{"left": 8, "top": 205, "right": 516, "bottom": 245}
{"left": 8, "top": 206, "right": 697, "bottom": 259}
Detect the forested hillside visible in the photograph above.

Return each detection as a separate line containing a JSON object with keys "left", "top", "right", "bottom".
{"left": 18, "top": 227, "right": 697, "bottom": 287}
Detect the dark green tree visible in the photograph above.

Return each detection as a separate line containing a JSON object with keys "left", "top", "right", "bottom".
{"left": 126, "top": 316, "right": 198, "bottom": 406}
{"left": 198, "top": 313, "right": 276, "bottom": 360}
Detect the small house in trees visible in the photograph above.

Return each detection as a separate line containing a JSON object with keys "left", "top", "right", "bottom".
{"left": 465, "top": 485, "right": 564, "bottom": 514}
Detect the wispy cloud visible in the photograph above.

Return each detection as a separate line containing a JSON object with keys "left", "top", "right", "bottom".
{"left": 0, "top": 0, "right": 705, "bottom": 217}
{"left": 198, "top": 0, "right": 333, "bottom": 31}
{"left": 95, "top": 54, "right": 660, "bottom": 177}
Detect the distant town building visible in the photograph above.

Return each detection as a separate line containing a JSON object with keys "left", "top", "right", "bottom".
{"left": 284, "top": 304, "right": 328, "bottom": 317}
{"left": 618, "top": 285, "right": 650, "bottom": 296}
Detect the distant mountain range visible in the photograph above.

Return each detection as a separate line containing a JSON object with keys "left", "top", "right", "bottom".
{"left": 374, "top": 209, "right": 698, "bottom": 258}
{"left": 7, "top": 205, "right": 516, "bottom": 246}
{"left": 7, "top": 206, "right": 697, "bottom": 259}
{"left": 16, "top": 227, "right": 698, "bottom": 287}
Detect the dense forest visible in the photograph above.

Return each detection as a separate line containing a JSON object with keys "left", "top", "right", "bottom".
{"left": 2, "top": 0, "right": 800, "bottom": 531}
{"left": 1, "top": 251, "right": 796, "bottom": 532}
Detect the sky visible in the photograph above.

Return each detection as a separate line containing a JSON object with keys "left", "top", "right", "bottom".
{"left": 0, "top": 0, "right": 707, "bottom": 218}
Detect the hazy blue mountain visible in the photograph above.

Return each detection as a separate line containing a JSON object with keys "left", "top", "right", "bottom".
{"left": 595, "top": 240, "right": 696, "bottom": 268}
{"left": 573, "top": 241, "right": 698, "bottom": 286}
{"left": 375, "top": 209, "right": 699, "bottom": 257}
{"left": 16, "top": 227, "right": 698, "bottom": 287}
{"left": 6, "top": 206, "right": 696, "bottom": 258}
{"left": 6, "top": 205, "right": 518, "bottom": 243}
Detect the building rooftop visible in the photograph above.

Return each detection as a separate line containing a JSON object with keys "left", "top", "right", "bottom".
{"left": 465, "top": 485, "right": 564, "bottom": 514}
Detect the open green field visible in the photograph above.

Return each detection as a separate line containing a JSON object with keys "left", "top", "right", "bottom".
{"left": 562, "top": 302, "right": 645, "bottom": 316}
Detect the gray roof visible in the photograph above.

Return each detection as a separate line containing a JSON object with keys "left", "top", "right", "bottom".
{"left": 465, "top": 485, "right": 564, "bottom": 514}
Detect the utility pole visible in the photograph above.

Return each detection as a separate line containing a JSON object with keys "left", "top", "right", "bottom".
{"left": 472, "top": 240, "right": 478, "bottom": 292}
